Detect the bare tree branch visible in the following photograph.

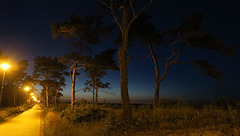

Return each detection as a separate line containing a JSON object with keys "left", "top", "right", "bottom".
{"left": 99, "top": 0, "right": 123, "bottom": 32}
{"left": 75, "top": 69, "right": 92, "bottom": 82}
{"left": 171, "top": 44, "right": 185, "bottom": 65}
{"left": 100, "top": 90, "right": 116, "bottom": 96}
{"left": 130, "top": 0, "right": 136, "bottom": 17}
{"left": 127, "top": 0, "right": 154, "bottom": 32}
{"left": 75, "top": 67, "right": 86, "bottom": 70}
{"left": 175, "top": 60, "right": 195, "bottom": 64}
{"left": 69, "top": 64, "right": 73, "bottom": 81}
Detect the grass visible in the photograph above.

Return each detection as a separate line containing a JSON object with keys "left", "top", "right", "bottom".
{"left": 0, "top": 104, "right": 34, "bottom": 123}
{"left": 43, "top": 99, "right": 240, "bottom": 136}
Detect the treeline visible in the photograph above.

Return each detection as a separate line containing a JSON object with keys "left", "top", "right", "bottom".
{"left": 0, "top": 52, "right": 28, "bottom": 107}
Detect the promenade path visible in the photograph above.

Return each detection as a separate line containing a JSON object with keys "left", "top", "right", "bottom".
{"left": 0, "top": 104, "right": 42, "bottom": 136}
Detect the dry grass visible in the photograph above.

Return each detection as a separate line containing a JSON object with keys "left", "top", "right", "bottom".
{"left": 44, "top": 111, "right": 109, "bottom": 136}
{"left": 0, "top": 104, "right": 34, "bottom": 123}
{"left": 43, "top": 99, "right": 240, "bottom": 136}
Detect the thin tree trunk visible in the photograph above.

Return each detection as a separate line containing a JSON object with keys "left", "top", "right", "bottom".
{"left": 54, "top": 96, "right": 57, "bottom": 107}
{"left": 95, "top": 85, "right": 98, "bottom": 105}
{"left": 13, "top": 86, "right": 16, "bottom": 107}
{"left": 55, "top": 82, "right": 61, "bottom": 108}
{"left": 7, "top": 93, "right": 11, "bottom": 106}
{"left": 154, "top": 81, "right": 160, "bottom": 107}
{"left": 92, "top": 87, "right": 95, "bottom": 103}
{"left": 147, "top": 42, "right": 160, "bottom": 108}
{"left": 46, "top": 85, "right": 49, "bottom": 108}
{"left": 71, "top": 63, "right": 76, "bottom": 110}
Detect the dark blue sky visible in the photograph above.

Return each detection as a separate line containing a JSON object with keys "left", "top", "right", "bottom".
{"left": 0, "top": 0, "right": 239, "bottom": 103}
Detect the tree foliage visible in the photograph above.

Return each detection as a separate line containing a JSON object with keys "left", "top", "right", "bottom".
{"left": 33, "top": 56, "right": 66, "bottom": 108}
{"left": 52, "top": 14, "right": 113, "bottom": 110}
{"left": 84, "top": 48, "right": 118, "bottom": 104}
{"left": 128, "top": 13, "right": 235, "bottom": 107}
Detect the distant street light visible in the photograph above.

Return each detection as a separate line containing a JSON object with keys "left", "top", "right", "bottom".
{"left": 0, "top": 63, "right": 11, "bottom": 106}
{"left": 32, "top": 96, "right": 37, "bottom": 102}
{"left": 25, "top": 86, "right": 30, "bottom": 103}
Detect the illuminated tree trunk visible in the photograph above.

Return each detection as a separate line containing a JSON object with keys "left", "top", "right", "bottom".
{"left": 92, "top": 87, "right": 95, "bottom": 103}
{"left": 46, "top": 85, "right": 49, "bottom": 108}
{"left": 71, "top": 63, "right": 76, "bottom": 110}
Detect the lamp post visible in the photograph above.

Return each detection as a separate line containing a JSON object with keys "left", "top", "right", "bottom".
{"left": 25, "top": 86, "right": 30, "bottom": 104}
{"left": 0, "top": 63, "right": 10, "bottom": 106}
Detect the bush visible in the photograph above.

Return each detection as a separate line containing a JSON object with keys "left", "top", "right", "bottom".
{"left": 61, "top": 102, "right": 108, "bottom": 123}
{"left": 43, "top": 100, "right": 240, "bottom": 135}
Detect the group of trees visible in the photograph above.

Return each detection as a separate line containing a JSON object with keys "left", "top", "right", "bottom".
{"left": 51, "top": 0, "right": 234, "bottom": 123}
{"left": 0, "top": 0, "right": 234, "bottom": 125}
{"left": 0, "top": 51, "right": 29, "bottom": 107}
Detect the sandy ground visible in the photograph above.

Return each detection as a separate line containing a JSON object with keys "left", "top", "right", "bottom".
{"left": 0, "top": 104, "right": 42, "bottom": 136}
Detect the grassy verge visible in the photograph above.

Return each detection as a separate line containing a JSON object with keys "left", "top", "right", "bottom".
{"left": 43, "top": 99, "right": 240, "bottom": 136}
{"left": 0, "top": 104, "right": 34, "bottom": 123}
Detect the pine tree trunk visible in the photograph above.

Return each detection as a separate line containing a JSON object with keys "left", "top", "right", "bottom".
{"left": 147, "top": 43, "right": 161, "bottom": 108}
{"left": 55, "top": 83, "right": 60, "bottom": 108}
{"left": 95, "top": 85, "right": 98, "bottom": 105}
{"left": 55, "top": 96, "right": 57, "bottom": 107}
{"left": 71, "top": 63, "right": 76, "bottom": 110}
{"left": 46, "top": 85, "right": 49, "bottom": 108}
{"left": 154, "top": 81, "right": 160, "bottom": 108}
{"left": 92, "top": 87, "right": 95, "bottom": 103}
{"left": 13, "top": 86, "right": 16, "bottom": 107}
{"left": 119, "top": 47, "right": 132, "bottom": 122}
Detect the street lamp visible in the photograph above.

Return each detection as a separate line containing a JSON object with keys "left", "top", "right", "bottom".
{"left": 32, "top": 95, "right": 37, "bottom": 102}
{"left": 0, "top": 63, "right": 10, "bottom": 106}
{"left": 25, "top": 86, "right": 30, "bottom": 103}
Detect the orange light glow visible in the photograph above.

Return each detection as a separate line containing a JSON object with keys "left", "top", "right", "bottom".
{"left": 25, "top": 87, "right": 30, "bottom": 91}
{"left": 32, "top": 96, "right": 37, "bottom": 101}
{"left": 0, "top": 63, "right": 10, "bottom": 70}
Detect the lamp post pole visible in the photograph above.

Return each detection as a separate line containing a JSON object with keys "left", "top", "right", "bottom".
{"left": 0, "top": 63, "right": 10, "bottom": 107}
{"left": 25, "top": 87, "right": 30, "bottom": 104}
{"left": 0, "top": 71, "right": 6, "bottom": 106}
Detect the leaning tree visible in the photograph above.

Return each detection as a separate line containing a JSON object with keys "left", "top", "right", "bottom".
{"left": 128, "top": 14, "right": 234, "bottom": 107}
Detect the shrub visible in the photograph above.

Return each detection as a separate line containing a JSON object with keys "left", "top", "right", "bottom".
{"left": 61, "top": 103, "right": 108, "bottom": 123}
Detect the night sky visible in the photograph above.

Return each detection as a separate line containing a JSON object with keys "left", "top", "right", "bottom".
{"left": 0, "top": 0, "right": 239, "bottom": 103}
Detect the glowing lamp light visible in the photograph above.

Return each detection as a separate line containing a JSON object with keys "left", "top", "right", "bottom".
{"left": 25, "top": 87, "right": 30, "bottom": 91}
{"left": 31, "top": 93, "right": 34, "bottom": 96}
{"left": 32, "top": 96, "right": 37, "bottom": 102}
{"left": 0, "top": 63, "right": 10, "bottom": 70}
